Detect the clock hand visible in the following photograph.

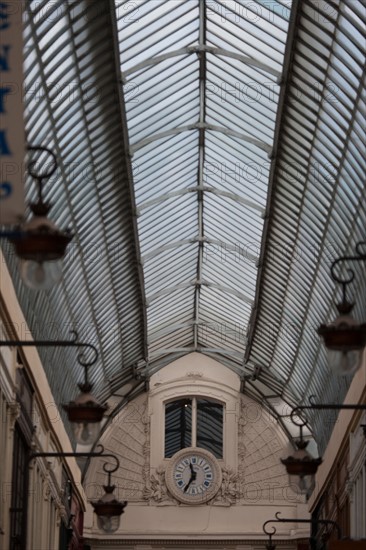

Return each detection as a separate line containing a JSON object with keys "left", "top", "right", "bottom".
{"left": 184, "top": 462, "right": 197, "bottom": 493}
{"left": 184, "top": 477, "right": 193, "bottom": 493}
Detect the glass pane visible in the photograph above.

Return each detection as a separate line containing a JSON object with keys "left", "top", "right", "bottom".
{"left": 165, "top": 399, "right": 192, "bottom": 458}
{"left": 196, "top": 399, "right": 223, "bottom": 458}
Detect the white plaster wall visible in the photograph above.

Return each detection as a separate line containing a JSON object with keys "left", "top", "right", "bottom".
{"left": 84, "top": 353, "right": 309, "bottom": 544}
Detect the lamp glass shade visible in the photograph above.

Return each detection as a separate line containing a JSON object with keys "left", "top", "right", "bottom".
{"left": 72, "top": 420, "right": 101, "bottom": 446}
{"left": 288, "top": 470, "right": 315, "bottom": 497}
{"left": 291, "top": 446, "right": 315, "bottom": 495}
{"left": 20, "top": 258, "right": 62, "bottom": 290}
{"left": 327, "top": 348, "right": 362, "bottom": 376}
{"left": 10, "top": 214, "right": 72, "bottom": 290}
{"left": 96, "top": 515, "right": 121, "bottom": 534}
{"left": 63, "top": 386, "right": 107, "bottom": 446}
{"left": 282, "top": 445, "right": 320, "bottom": 498}
{"left": 92, "top": 487, "right": 127, "bottom": 534}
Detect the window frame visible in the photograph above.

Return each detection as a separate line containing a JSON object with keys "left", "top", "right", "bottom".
{"left": 164, "top": 395, "right": 225, "bottom": 459}
{"left": 9, "top": 423, "right": 30, "bottom": 550}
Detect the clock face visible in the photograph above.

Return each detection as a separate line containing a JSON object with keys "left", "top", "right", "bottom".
{"left": 165, "top": 448, "right": 222, "bottom": 504}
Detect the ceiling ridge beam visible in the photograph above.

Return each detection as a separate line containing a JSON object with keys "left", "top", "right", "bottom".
{"left": 193, "top": 0, "right": 208, "bottom": 350}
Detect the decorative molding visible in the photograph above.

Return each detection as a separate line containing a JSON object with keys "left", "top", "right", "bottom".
{"left": 84, "top": 538, "right": 306, "bottom": 547}
{"left": 211, "top": 465, "right": 240, "bottom": 505}
{"left": 165, "top": 448, "right": 222, "bottom": 505}
{"left": 0, "top": 349, "right": 16, "bottom": 403}
{"left": 348, "top": 414, "right": 366, "bottom": 483}
{"left": 43, "top": 472, "right": 52, "bottom": 502}
{"left": 144, "top": 462, "right": 241, "bottom": 507}
{"left": 8, "top": 400, "right": 20, "bottom": 430}
{"left": 142, "top": 395, "right": 176, "bottom": 504}
{"left": 56, "top": 502, "right": 67, "bottom": 525}
{"left": 237, "top": 396, "right": 247, "bottom": 482}
{"left": 142, "top": 400, "right": 155, "bottom": 503}
{"left": 345, "top": 475, "right": 354, "bottom": 498}
{"left": 143, "top": 464, "right": 175, "bottom": 504}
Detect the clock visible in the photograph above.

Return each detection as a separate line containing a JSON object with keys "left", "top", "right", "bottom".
{"left": 165, "top": 447, "right": 222, "bottom": 504}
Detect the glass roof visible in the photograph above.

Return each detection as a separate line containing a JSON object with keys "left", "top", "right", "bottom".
{"left": 117, "top": 0, "right": 289, "bottom": 369}
{"left": 1, "top": 0, "right": 365, "bottom": 450}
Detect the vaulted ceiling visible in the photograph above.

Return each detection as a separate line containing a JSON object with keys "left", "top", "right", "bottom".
{"left": 2, "top": 0, "right": 365, "bottom": 451}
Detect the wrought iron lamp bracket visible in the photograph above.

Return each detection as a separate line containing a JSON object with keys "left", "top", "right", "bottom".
{"left": 262, "top": 520, "right": 277, "bottom": 549}
{"left": 263, "top": 512, "right": 342, "bottom": 550}
{"left": 0, "top": 145, "right": 67, "bottom": 239}
{"left": 26, "top": 145, "right": 58, "bottom": 215}
{"left": 102, "top": 456, "right": 120, "bottom": 487}
{"left": 0, "top": 330, "right": 98, "bottom": 384}
{"left": 28, "top": 443, "right": 113, "bottom": 464}
{"left": 330, "top": 241, "right": 366, "bottom": 304}
{"left": 28, "top": 444, "right": 122, "bottom": 489}
{"left": 292, "top": 395, "right": 366, "bottom": 417}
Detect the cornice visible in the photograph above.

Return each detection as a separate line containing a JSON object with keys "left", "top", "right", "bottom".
{"left": 84, "top": 537, "right": 308, "bottom": 547}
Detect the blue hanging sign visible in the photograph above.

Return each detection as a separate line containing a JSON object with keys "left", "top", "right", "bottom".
{"left": 0, "top": 0, "right": 25, "bottom": 225}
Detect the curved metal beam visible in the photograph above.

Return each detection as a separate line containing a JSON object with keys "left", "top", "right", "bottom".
{"left": 148, "top": 346, "right": 243, "bottom": 360}
{"left": 122, "top": 45, "right": 281, "bottom": 80}
{"left": 122, "top": 47, "right": 193, "bottom": 80}
{"left": 109, "top": 1, "right": 149, "bottom": 363}
{"left": 207, "top": 123, "right": 272, "bottom": 153}
{"left": 145, "top": 282, "right": 195, "bottom": 305}
{"left": 196, "top": 347, "right": 243, "bottom": 358}
{"left": 130, "top": 123, "right": 271, "bottom": 155}
{"left": 148, "top": 347, "right": 195, "bottom": 359}
{"left": 141, "top": 238, "right": 198, "bottom": 263}
{"left": 136, "top": 186, "right": 265, "bottom": 215}
{"left": 136, "top": 188, "right": 197, "bottom": 213}
{"left": 146, "top": 281, "right": 253, "bottom": 306}
{"left": 148, "top": 321, "right": 196, "bottom": 343}
{"left": 141, "top": 237, "right": 259, "bottom": 264}
{"left": 141, "top": 237, "right": 201, "bottom": 265}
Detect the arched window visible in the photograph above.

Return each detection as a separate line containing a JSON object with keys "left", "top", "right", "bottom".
{"left": 164, "top": 398, "right": 223, "bottom": 459}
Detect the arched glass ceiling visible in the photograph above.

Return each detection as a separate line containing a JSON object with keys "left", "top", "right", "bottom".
{"left": 1, "top": 0, "right": 365, "bottom": 450}
{"left": 116, "top": 0, "right": 291, "bottom": 369}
